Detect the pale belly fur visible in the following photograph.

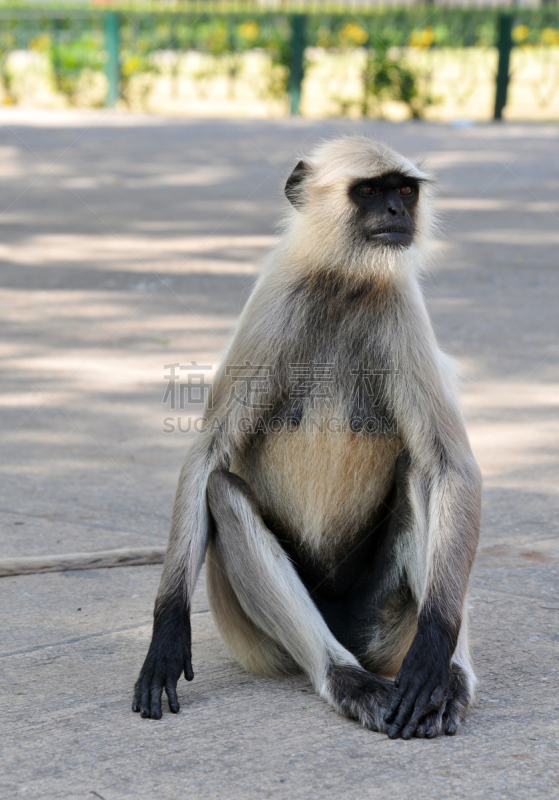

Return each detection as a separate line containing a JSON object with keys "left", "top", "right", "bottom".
{"left": 231, "top": 429, "right": 403, "bottom": 565}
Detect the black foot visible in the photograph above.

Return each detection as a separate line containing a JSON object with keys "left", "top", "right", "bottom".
{"left": 326, "top": 664, "right": 395, "bottom": 732}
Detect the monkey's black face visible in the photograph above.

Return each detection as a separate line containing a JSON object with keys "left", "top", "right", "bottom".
{"left": 349, "top": 172, "right": 419, "bottom": 248}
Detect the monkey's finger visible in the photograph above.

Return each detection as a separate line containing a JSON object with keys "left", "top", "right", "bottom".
{"left": 425, "top": 703, "right": 446, "bottom": 739}
{"left": 443, "top": 697, "right": 465, "bottom": 736}
{"left": 384, "top": 689, "right": 404, "bottom": 723}
{"left": 140, "top": 681, "right": 152, "bottom": 719}
{"left": 184, "top": 658, "right": 194, "bottom": 682}
{"left": 415, "top": 705, "right": 445, "bottom": 739}
{"left": 132, "top": 680, "right": 142, "bottom": 713}
{"left": 401, "top": 690, "right": 434, "bottom": 739}
{"left": 445, "top": 718, "right": 458, "bottom": 736}
{"left": 387, "top": 693, "right": 416, "bottom": 738}
{"left": 384, "top": 680, "right": 411, "bottom": 724}
{"left": 402, "top": 686, "right": 445, "bottom": 739}
{"left": 165, "top": 681, "right": 180, "bottom": 714}
{"left": 414, "top": 715, "right": 433, "bottom": 739}
{"left": 149, "top": 683, "right": 164, "bottom": 720}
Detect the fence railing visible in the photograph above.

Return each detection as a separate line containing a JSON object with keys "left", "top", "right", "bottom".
{"left": 0, "top": 4, "right": 558, "bottom": 119}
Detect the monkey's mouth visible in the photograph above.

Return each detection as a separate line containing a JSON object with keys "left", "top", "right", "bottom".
{"left": 367, "top": 226, "right": 413, "bottom": 247}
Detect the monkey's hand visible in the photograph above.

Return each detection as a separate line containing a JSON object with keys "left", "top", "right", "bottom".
{"left": 132, "top": 607, "right": 193, "bottom": 720}
{"left": 384, "top": 630, "right": 450, "bottom": 740}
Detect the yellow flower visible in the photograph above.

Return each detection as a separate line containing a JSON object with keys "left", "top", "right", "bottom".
{"left": 338, "top": 23, "right": 368, "bottom": 46}
{"left": 239, "top": 20, "right": 259, "bottom": 41}
{"left": 122, "top": 56, "right": 141, "bottom": 77}
{"left": 541, "top": 28, "right": 559, "bottom": 46}
{"left": 29, "top": 34, "right": 51, "bottom": 52}
{"left": 512, "top": 25, "right": 529, "bottom": 43}
{"left": 409, "top": 27, "right": 434, "bottom": 48}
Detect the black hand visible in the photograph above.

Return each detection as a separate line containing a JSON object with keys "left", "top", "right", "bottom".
{"left": 132, "top": 602, "right": 193, "bottom": 720}
{"left": 384, "top": 614, "right": 454, "bottom": 739}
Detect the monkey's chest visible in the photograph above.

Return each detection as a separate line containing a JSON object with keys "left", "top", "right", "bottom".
{"left": 231, "top": 427, "right": 402, "bottom": 564}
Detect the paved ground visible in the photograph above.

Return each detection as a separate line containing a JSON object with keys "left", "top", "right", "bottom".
{"left": 0, "top": 110, "right": 558, "bottom": 800}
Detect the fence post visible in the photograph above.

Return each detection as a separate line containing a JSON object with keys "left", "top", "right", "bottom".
{"left": 51, "top": 18, "right": 62, "bottom": 92}
{"left": 288, "top": 14, "right": 306, "bottom": 116}
{"left": 494, "top": 13, "right": 513, "bottom": 121}
{"left": 104, "top": 11, "right": 121, "bottom": 108}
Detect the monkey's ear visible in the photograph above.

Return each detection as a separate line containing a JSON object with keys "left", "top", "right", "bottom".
{"left": 285, "top": 160, "right": 310, "bottom": 209}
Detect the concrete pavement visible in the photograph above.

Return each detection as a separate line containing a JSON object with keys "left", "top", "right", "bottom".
{"left": 0, "top": 110, "right": 558, "bottom": 799}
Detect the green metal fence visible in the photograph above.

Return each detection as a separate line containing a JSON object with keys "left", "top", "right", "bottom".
{"left": 0, "top": 4, "right": 558, "bottom": 118}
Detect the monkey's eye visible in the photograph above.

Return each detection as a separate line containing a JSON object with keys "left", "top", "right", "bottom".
{"left": 358, "top": 184, "right": 375, "bottom": 197}
{"left": 398, "top": 186, "right": 414, "bottom": 196}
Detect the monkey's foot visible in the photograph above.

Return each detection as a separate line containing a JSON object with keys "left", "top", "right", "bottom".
{"left": 386, "top": 663, "right": 472, "bottom": 739}
{"left": 324, "top": 665, "right": 395, "bottom": 732}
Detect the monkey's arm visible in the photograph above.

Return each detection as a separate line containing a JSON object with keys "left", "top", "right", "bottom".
{"left": 384, "top": 397, "right": 482, "bottom": 739}
{"left": 132, "top": 430, "right": 226, "bottom": 719}
{"left": 133, "top": 291, "right": 284, "bottom": 719}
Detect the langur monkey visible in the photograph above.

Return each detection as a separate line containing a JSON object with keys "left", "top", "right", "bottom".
{"left": 133, "top": 136, "right": 482, "bottom": 739}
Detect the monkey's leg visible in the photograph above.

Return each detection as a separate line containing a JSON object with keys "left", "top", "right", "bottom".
{"left": 206, "top": 540, "right": 299, "bottom": 679}
{"left": 207, "top": 469, "right": 394, "bottom": 732}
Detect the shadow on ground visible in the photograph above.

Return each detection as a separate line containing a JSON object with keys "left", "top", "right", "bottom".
{"left": 0, "top": 112, "right": 557, "bottom": 799}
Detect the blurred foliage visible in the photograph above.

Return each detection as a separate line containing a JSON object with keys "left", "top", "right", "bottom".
{"left": 362, "top": 42, "right": 435, "bottom": 120}
{"left": 0, "top": 31, "right": 16, "bottom": 102}
{"left": 48, "top": 33, "right": 105, "bottom": 103}
{"left": 119, "top": 23, "right": 160, "bottom": 107}
{"left": 0, "top": 5, "right": 557, "bottom": 111}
